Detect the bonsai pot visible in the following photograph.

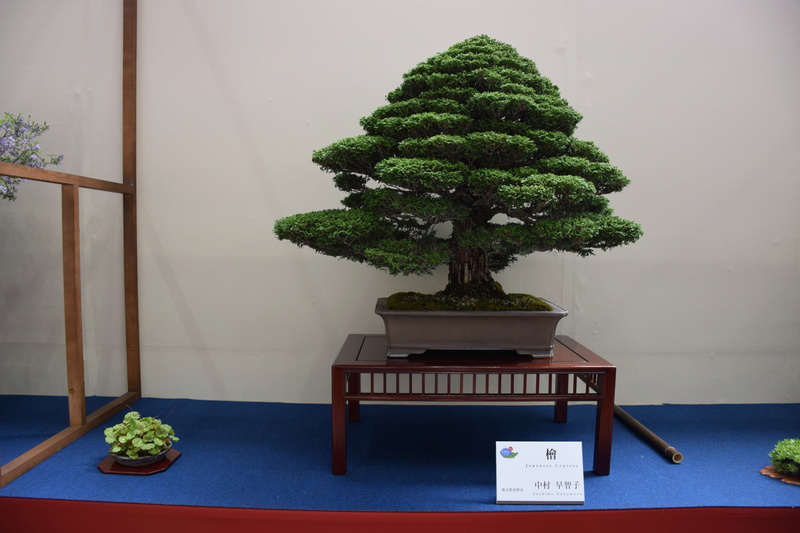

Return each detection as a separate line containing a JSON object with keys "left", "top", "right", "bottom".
{"left": 110, "top": 443, "right": 172, "bottom": 467}
{"left": 375, "top": 297, "right": 568, "bottom": 358}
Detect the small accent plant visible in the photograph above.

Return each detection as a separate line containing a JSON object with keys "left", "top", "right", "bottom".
{"left": 0, "top": 112, "right": 64, "bottom": 202}
{"left": 769, "top": 438, "right": 800, "bottom": 476}
{"left": 104, "top": 411, "right": 179, "bottom": 460}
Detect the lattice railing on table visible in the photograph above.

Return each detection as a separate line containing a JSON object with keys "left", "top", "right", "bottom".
{"left": 346, "top": 371, "right": 605, "bottom": 398}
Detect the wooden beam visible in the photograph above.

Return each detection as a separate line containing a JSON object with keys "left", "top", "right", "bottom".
{"left": 0, "top": 391, "right": 141, "bottom": 488}
{"left": 0, "top": 162, "right": 133, "bottom": 194}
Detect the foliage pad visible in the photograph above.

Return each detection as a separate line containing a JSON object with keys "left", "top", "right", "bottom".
{"left": 274, "top": 35, "right": 642, "bottom": 299}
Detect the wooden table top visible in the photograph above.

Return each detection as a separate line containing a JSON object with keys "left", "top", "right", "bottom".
{"left": 334, "top": 334, "right": 614, "bottom": 373}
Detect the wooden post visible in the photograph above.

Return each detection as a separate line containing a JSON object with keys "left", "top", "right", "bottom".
{"left": 122, "top": 0, "right": 141, "bottom": 394}
{"left": 122, "top": 0, "right": 137, "bottom": 185}
{"left": 61, "top": 184, "right": 86, "bottom": 427}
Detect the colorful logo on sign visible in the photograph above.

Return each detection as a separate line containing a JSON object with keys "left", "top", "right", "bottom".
{"left": 499, "top": 446, "right": 518, "bottom": 459}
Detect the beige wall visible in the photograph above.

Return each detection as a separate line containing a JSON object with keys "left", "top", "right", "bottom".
{"left": 1, "top": 0, "right": 798, "bottom": 404}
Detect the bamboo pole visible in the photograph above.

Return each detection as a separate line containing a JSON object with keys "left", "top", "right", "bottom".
{"left": 614, "top": 405, "right": 683, "bottom": 464}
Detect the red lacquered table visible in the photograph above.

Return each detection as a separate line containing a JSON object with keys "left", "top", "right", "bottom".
{"left": 332, "top": 334, "right": 616, "bottom": 475}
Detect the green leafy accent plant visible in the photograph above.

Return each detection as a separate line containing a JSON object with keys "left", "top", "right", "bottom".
{"left": 769, "top": 438, "right": 800, "bottom": 476}
{"left": 274, "top": 35, "right": 642, "bottom": 305}
{"left": 104, "top": 411, "right": 179, "bottom": 460}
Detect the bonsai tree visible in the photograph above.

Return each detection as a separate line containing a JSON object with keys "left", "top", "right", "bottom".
{"left": 274, "top": 35, "right": 642, "bottom": 306}
{"left": 104, "top": 411, "right": 179, "bottom": 460}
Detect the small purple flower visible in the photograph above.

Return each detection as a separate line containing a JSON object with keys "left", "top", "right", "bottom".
{"left": 1, "top": 112, "right": 63, "bottom": 201}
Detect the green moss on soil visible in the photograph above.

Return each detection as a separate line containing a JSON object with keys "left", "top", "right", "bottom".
{"left": 386, "top": 292, "right": 553, "bottom": 312}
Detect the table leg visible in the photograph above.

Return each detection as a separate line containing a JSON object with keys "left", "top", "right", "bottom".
{"left": 554, "top": 374, "right": 568, "bottom": 423}
{"left": 332, "top": 367, "right": 347, "bottom": 475}
{"left": 592, "top": 368, "right": 616, "bottom": 475}
{"left": 347, "top": 372, "right": 360, "bottom": 423}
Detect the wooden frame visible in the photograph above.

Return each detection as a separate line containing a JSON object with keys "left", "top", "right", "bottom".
{"left": 0, "top": 0, "right": 140, "bottom": 488}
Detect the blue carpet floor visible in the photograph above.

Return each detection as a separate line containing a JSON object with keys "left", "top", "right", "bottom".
{"left": 1, "top": 396, "right": 798, "bottom": 511}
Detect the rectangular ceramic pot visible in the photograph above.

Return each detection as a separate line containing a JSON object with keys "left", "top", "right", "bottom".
{"left": 375, "top": 297, "right": 568, "bottom": 358}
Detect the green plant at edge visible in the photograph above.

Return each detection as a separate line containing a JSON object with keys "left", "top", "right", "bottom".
{"left": 104, "top": 411, "right": 179, "bottom": 459}
{"left": 769, "top": 438, "right": 800, "bottom": 476}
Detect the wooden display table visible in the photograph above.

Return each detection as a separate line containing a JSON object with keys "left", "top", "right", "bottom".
{"left": 332, "top": 334, "right": 616, "bottom": 475}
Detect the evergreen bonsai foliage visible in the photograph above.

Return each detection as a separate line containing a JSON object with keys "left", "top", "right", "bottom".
{"left": 104, "top": 411, "right": 179, "bottom": 459}
{"left": 769, "top": 438, "right": 800, "bottom": 476}
{"left": 274, "top": 35, "right": 642, "bottom": 302}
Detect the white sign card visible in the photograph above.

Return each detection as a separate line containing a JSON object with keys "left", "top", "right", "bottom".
{"left": 496, "top": 441, "right": 585, "bottom": 504}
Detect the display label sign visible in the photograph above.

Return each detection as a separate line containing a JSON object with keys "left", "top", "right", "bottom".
{"left": 496, "top": 441, "right": 585, "bottom": 504}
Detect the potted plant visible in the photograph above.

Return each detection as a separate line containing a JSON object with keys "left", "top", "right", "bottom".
{"left": 104, "top": 411, "right": 179, "bottom": 466}
{"left": 274, "top": 35, "right": 642, "bottom": 356}
{"left": 762, "top": 438, "right": 800, "bottom": 485}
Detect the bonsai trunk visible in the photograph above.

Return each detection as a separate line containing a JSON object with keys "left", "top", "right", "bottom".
{"left": 444, "top": 219, "right": 505, "bottom": 299}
